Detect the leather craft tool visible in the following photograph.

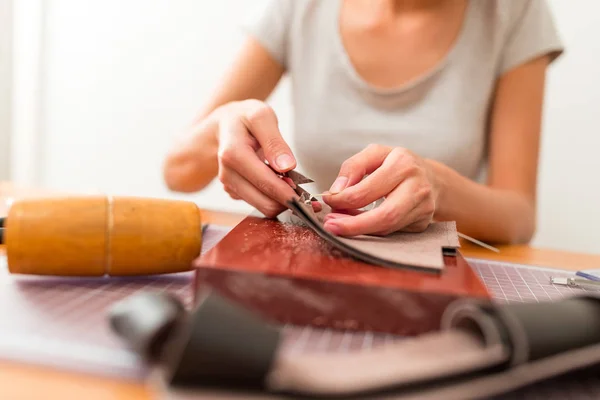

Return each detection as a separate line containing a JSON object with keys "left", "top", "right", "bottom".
{"left": 550, "top": 276, "right": 600, "bottom": 290}
{"left": 109, "top": 288, "right": 600, "bottom": 399}
{"left": 1, "top": 195, "right": 203, "bottom": 276}
{"left": 266, "top": 163, "right": 318, "bottom": 204}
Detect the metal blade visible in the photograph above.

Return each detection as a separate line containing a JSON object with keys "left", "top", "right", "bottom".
{"left": 293, "top": 185, "right": 315, "bottom": 203}
{"left": 286, "top": 170, "right": 314, "bottom": 185}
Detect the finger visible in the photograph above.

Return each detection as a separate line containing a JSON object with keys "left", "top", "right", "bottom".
{"left": 220, "top": 139, "right": 299, "bottom": 207}
{"left": 311, "top": 201, "right": 323, "bottom": 213}
{"left": 325, "top": 147, "right": 418, "bottom": 210}
{"left": 227, "top": 190, "right": 242, "bottom": 200}
{"left": 401, "top": 218, "right": 431, "bottom": 233}
{"left": 221, "top": 166, "right": 287, "bottom": 218}
{"left": 327, "top": 144, "right": 392, "bottom": 194}
{"left": 243, "top": 103, "right": 296, "bottom": 172}
{"left": 219, "top": 116, "right": 259, "bottom": 150}
{"left": 323, "top": 179, "right": 421, "bottom": 236}
{"left": 282, "top": 176, "right": 296, "bottom": 189}
{"left": 323, "top": 209, "right": 365, "bottom": 223}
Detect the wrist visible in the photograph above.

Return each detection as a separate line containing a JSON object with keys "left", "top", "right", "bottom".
{"left": 424, "top": 159, "right": 450, "bottom": 219}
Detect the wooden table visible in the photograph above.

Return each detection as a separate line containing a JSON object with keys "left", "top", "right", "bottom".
{"left": 1, "top": 182, "right": 599, "bottom": 399}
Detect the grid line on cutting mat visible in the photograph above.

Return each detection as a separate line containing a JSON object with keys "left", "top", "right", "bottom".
{"left": 1, "top": 226, "right": 599, "bottom": 398}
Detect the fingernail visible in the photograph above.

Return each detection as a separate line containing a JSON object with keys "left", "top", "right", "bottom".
{"left": 275, "top": 154, "right": 294, "bottom": 170}
{"left": 329, "top": 177, "right": 348, "bottom": 194}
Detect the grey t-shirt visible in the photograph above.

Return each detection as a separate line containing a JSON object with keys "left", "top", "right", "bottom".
{"left": 243, "top": 0, "right": 564, "bottom": 192}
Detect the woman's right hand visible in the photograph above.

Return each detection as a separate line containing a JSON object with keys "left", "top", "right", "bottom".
{"left": 216, "top": 99, "right": 301, "bottom": 218}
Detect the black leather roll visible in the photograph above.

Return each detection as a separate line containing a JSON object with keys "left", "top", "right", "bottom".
{"left": 501, "top": 296, "right": 600, "bottom": 361}
{"left": 443, "top": 295, "right": 600, "bottom": 366}
{"left": 161, "top": 290, "right": 282, "bottom": 389}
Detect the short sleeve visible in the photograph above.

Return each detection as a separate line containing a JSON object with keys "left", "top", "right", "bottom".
{"left": 240, "top": 0, "right": 294, "bottom": 68}
{"left": 498, "top": 0, "right": 564, "bottom": 75}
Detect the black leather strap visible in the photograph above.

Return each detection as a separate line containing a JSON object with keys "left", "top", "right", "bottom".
{"left": 110, "top": 290, "right": 281, "bottom": 389}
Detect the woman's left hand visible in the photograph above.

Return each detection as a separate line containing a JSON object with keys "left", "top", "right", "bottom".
{"left": 322, "top": 144, "right": 441, "bottom": 236}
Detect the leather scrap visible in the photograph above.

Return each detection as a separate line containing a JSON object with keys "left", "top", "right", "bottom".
{"left": 286, "top": 197, "right": 459, "bottom": 273}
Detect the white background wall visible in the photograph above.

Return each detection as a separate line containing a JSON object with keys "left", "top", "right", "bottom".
{"left": 10, "top": 0, "right": 290, "bottom": 214}
{"left": 0, "top": 0, "right": 11, "bottom": 180}
{"left": 6, "top": 0, "right": 600, "bottom": 255}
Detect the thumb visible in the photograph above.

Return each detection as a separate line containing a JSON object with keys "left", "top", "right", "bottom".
{"left": 243, "top": 102, "right": 295, "bottom": 172}
{"left": 328, "top": 144, "right": 392, "bottom": 194}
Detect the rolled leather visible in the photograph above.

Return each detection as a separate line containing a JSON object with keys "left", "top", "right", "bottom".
{"left": 108, "top": 290, "right": 600, "bottom": 399}
{"left": 442, "top": 295, "right": 600, "bottom": 366}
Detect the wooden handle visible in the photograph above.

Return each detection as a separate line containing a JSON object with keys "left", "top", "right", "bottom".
{"left": 4, "top": 195, "right": 202, "bottom": 276}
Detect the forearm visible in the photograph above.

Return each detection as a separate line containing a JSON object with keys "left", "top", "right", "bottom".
{"left": 163, "top": 108, "right": 223, "bottom": 193}
{"left": 428, "top": 160, "right": 536, "bottom": 245}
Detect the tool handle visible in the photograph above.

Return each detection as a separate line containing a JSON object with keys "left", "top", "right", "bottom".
{"left": 3, "top": 195, "right": 203, "bottom": 276}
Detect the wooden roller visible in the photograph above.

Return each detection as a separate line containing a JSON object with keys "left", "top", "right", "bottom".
{"left": 1, "top": 195, "right": 203, "bottom": 276}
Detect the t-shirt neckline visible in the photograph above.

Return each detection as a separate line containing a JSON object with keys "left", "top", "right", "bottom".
{"left": 331, "top": 0, "right": 475, "bottom": 96}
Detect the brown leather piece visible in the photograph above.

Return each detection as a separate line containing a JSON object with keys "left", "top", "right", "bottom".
{"left": 194, "top": 215, "right": 489, "bottom": 335}
{"left": 286, "top": 198, "right": 459, "bottom": 272}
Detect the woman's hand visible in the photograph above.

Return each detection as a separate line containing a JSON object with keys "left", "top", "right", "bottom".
{"left": 216, "top": 100, "right": 300, "bottom": 218}
{"left": 322, "top": 144, "right": 441, "bottom": 236}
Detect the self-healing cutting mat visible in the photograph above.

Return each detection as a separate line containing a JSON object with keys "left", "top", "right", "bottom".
{"left": 0, "top": 224, "right": 599, "bottom": 398}
{"left": 0, "top": 225, "right": 231, "bottom": 380}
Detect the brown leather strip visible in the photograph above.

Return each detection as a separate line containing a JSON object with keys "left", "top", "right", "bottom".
{"left": 286, "top": 198, "right": 459, "bottom": 272}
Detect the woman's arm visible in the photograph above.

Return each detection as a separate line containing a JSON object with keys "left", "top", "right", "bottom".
{"left": 162, "top": 36, "right": 285, "bottom": 193}
{"left": 322, "top": 54, "right": 551, "bottom": 245}
{"left": 431, "top": 54, "right": 550, "bottom": 244}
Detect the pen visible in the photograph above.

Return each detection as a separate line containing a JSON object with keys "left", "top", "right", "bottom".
{"left": 550, "top": 276, "right": 600, "bottom": 290}
{"left": 575, "top": 269, "right": 600, "bottom": 282}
